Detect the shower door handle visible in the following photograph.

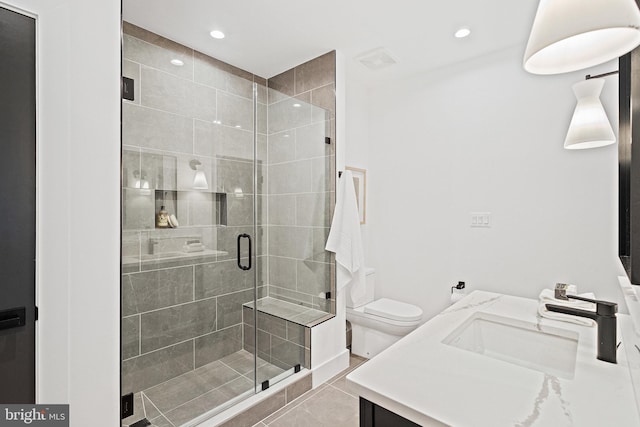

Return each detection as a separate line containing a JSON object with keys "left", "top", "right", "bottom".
{"left": 237, "top": 234, "right": 252, "bottom": 271}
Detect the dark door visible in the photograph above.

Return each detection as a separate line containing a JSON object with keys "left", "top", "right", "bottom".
{"left": 0, "top": 6, "right": 36, "bottom": 403}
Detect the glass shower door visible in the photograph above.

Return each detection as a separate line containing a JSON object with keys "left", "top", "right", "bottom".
{"left": 120, "top": 21, "right": 269, "bottom": 426}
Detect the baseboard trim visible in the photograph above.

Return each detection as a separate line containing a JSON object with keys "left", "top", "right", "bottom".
{"left": 311, "top": 348, "right": 350, "bottom": 388}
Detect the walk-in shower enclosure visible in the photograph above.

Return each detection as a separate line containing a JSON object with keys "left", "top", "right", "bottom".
{"left": 120, "top": 21, "right": 336, "bottom": 427}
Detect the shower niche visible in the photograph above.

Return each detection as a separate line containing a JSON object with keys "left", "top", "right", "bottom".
{"left": 123, "top": 150, "right": 230, "bottom": 231}
{"left": 122, "top": 149, "right": 235, "bottom": 274}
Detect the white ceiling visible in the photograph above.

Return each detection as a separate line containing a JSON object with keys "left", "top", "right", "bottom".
{"left": 123, "top": 0, "right": 540, "bottom": 82}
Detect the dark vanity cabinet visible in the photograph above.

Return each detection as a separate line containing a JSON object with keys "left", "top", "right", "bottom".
{"left": 360, "top": 398, "right": 421, "bottom": 427}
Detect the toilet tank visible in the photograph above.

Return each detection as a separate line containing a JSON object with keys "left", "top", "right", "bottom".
{"left": 346, "top": 267, "right": 376, "bottom": 308}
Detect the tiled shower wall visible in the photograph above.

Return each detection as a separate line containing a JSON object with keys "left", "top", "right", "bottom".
{"left": 266, "top": 52, "right": 337, "bottom": 313}
{"left": 121, "top": 22, "right": 268, "bottom": 394}
{"left": 121, "top": 23, "right": 336, "bottom": 395}
{"left": 242, "top": 307, "right": 311, "bottom": 370}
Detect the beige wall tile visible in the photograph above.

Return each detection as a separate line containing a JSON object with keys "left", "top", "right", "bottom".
{"left": 122, "top": 316, "right": 140, "bottom": 360}
{"left": 295, "top": 121, "right": 332, "bottom": 160}
{"left": 268, "top": 160, "right": 312, "bottom": 194}
{"left": 194, "top": 324, "right": 243, "bottom": 367}
{"left": 267, "top": 97, "right": 312, "bottom": 134}
{"left": 268, "top": 195, "right": 296, "bottom": 226}
{"left": 217, "top": 91, "right": 254, "bottom": 130}
{"left": 122, "top": 103, "right": 193, "bottom": 153}
{"left": 296, "top": 193, "right": 331, "bottom": 227}
{"left": 310, "top": 83, "right": 335, "bottom": 118}
{"left": 268, "top": 226, "right": 313, "bottom": 259}
{"left": 268, "top": 68, "right": 295, "bottom": 100}
{"left": 269, "top": 256, "right": 297, "bottom": 290}
{"left": 195, "top": 259, "right": 254, "bottom": 299}
{"left": 122, "top": 266, "right": 194, "bottom": 316}
{"left": 294, "top": 51, "right": 336, "bottom": 95}
{"left": 123, "top": 33, "right": 193, "bottom": 80}
{"left": 140, "top": 298, "right": 217, "bottom": 353}
{"left": 122, "top": 341, "right": 193, "bottom": 394}
{"left": 268, "top": 131, "right": 296, "bottom": 164}
{"left": 296, "top": 260, "right": 331, "bottom": 296}
{"left": 140, "top": 67, "right": 217, "bottom": 121}
{"left": 217, "top": 289, "right": 254, "bottom": 329}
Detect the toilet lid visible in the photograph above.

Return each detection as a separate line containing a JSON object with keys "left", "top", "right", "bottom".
{"left": 364, "top": 298, "right": 423, "bottom": 322}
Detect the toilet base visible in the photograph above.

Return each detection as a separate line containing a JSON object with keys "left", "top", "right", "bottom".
{"left": 350, "top": 323, "right": 404, "bottom": 359}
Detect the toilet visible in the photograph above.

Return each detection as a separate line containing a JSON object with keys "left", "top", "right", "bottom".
{"left": 346, "top": 268, "right": 423, "bottom": 358}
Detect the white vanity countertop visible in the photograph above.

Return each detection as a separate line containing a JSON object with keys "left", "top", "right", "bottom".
{"left": 346, "top": 291, "right": 640, "bottom": 427}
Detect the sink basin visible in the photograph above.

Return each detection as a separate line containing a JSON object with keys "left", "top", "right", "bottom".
{"left": 442, "top": 312, "right": 579, "bottom": 379}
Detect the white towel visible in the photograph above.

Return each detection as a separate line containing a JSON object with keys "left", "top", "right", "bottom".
{"left": 325, "top": 170, "right": 366, "bottom": 300}
{"left": 539, "top": 289, "right": 595, "bottom": 309}
{"left": 538, "top": 290, "right": 596, "bottom": 327}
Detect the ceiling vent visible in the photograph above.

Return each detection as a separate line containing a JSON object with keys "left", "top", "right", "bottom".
{"left": 356, "top": 48, "right": 397, "bottom": 70}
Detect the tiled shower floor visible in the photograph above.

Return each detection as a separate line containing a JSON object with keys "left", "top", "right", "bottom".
{"left": 122, "top": 350, "right": 285, "bottom": 427}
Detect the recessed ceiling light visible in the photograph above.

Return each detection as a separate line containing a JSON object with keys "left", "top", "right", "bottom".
{"left": 170, "top": 59, "right": 184, "bottom": 66}
{"left": 292, "top": 103, "right": 301, "bottom": 108}
{"left": 210, "top": 30, "right": 225, "bottom": 39}
{"left": 235, "top": 125, "right": 241, "bottom": 128}
{"left": 455, "top": 28, "right": 471, "bottom": 38}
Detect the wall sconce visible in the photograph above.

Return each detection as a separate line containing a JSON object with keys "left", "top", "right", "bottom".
{"left": 524, "top": 0, "right": 640, "bottom": 75}
{"left": 133, "top": 170, "right": 151, "bottom": 195}
{"left": 189, "top": 159, "right": 209, "bottom": 190}
{"left": 564, "top": 71, "right": 617, "bottom": 150}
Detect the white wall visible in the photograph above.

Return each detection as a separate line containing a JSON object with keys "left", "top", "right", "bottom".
{"left": 359, "top": 46, "right": 624, "bottom": 320}
{"left": 311, "top": 50, "right": 350, "bottom": 387}
{"left": 3, "top": 0, "right": 121, "bottom": 425}
{"left": 345, "top": 62, "right": 371, "bottom": 260}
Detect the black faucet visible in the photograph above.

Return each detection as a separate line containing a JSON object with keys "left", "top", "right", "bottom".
{"left": 545, "top": 295, "right": 618, "bottom": 364}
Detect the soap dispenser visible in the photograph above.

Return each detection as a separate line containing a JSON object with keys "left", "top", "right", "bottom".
{"left": 156, "top": 205, "right": 169, "bottom": 228}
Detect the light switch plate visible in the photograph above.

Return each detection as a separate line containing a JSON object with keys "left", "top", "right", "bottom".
{"left": 471, "top": 212, "right": 491, "bottom": 228}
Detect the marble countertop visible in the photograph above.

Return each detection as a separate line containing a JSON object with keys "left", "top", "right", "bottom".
{"left": 618, "top": 275, "right": 640, "bottom": 420}
{"left": 347, "top": 291, "right": 640, "bottom": 426}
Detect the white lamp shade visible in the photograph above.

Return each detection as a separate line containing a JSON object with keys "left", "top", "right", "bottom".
{"left": 564, "top": 79, "right": 615, "bottom": 150}
{"left": 193, "top": 170, "right": 209, "bottom": 189}
{"left": 524, "top": 0, "right": 640, "bottom": 74}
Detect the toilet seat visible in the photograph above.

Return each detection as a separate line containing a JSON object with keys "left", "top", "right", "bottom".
{"left": 346, "top": 297, "right": 423, "bottom": 338}
{"left": 363, "top": 298, "right": 423, "bottom": 322}
{"left": 344, "top": 267, "right": 425, "bottom": 358}
{"left": 347, "top": 299, "right": 423, "bottom": 357}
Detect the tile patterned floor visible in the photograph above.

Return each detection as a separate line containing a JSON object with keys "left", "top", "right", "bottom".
{"left": 122, "top": 351, "right": 367, "bottom": 427}
{"left": 122, "top": 350, "right": 286, "bottom": 427}
{"left": 253, "top": 353, "right": 367, "bottom": 427}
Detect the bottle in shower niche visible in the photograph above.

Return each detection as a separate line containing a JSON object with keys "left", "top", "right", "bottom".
{"left": 156, "top": 205, "right": 169, "bottom": 228}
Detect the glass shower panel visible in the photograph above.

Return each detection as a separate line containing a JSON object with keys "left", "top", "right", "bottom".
{"left": 245, "top": 74, "right": 336, "bottom": 383}
{"left": 261, "top": 86, "right": 336, "bottom": 325}
{"left": 120, "top": 22, "right": 273, "bottom": 427}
